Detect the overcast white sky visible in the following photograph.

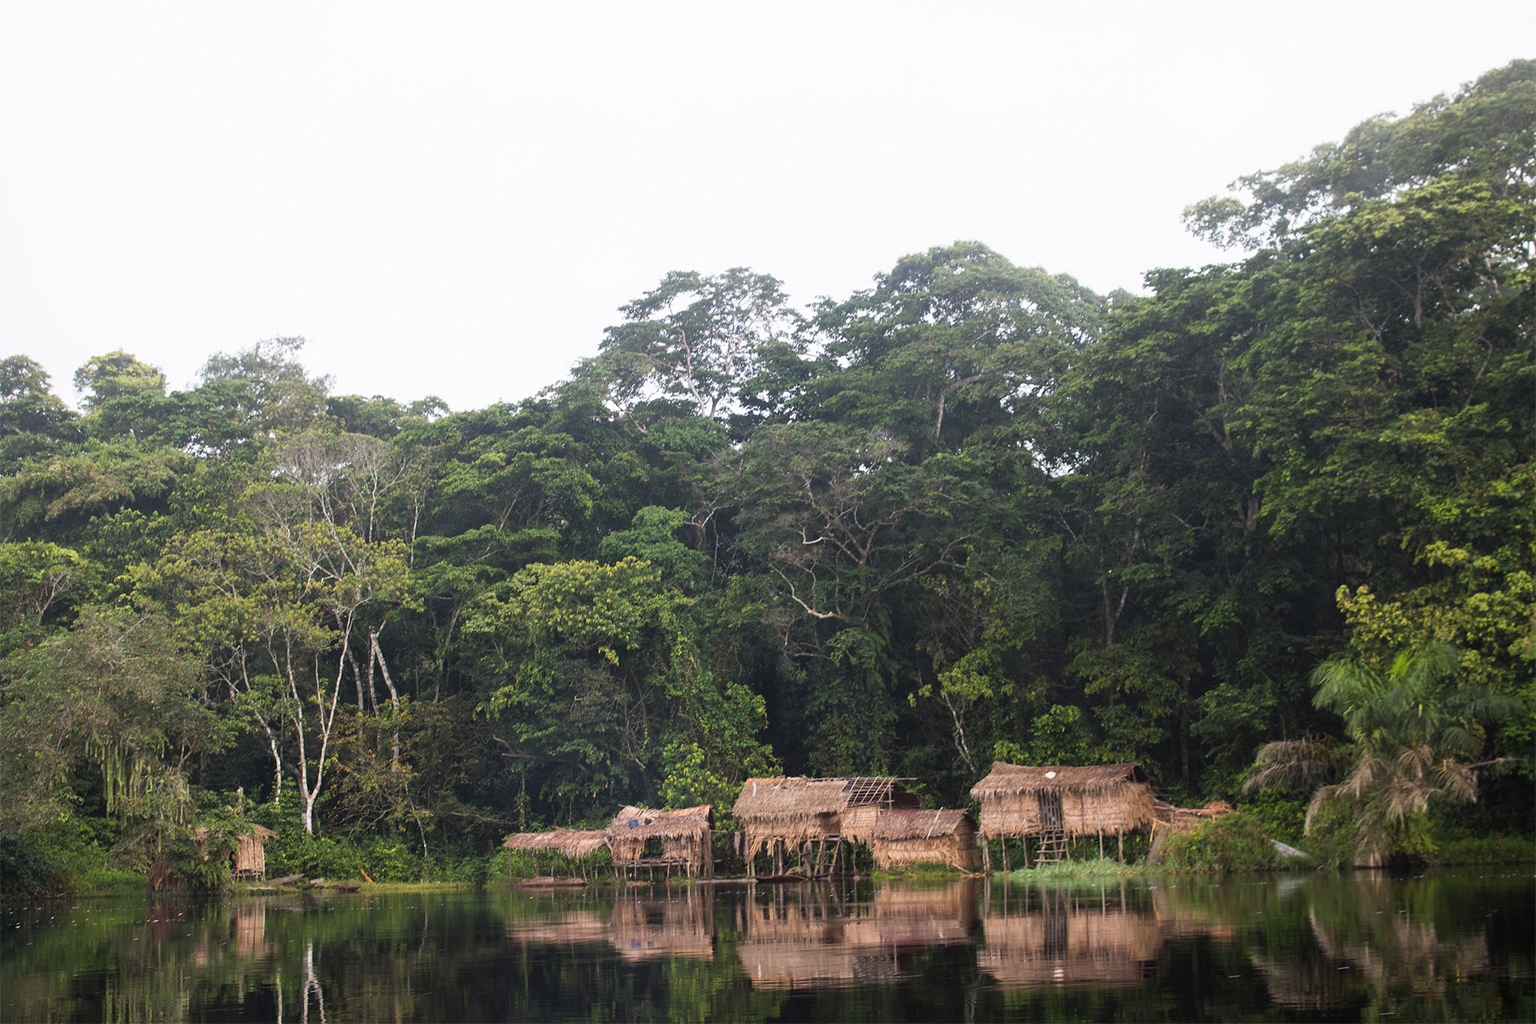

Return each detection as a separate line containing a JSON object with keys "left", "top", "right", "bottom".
{"left": 3, "top": 3, "right": 1531, "bottom": 412}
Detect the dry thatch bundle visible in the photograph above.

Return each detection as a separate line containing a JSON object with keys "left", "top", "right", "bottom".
{"left": 868, "top": 809, "right": 980, "bottom": 871}
{"left": 503, "top": 828, "right": 610, "bottom": 858}
{"left": 732, "top": 777, "right": 919, "bottom": 860}
{"left": 605, "top": 804, "right": 714, "bottom": 876}
{"left": 970, "top": 762, "right": 1155, "bottom": 839}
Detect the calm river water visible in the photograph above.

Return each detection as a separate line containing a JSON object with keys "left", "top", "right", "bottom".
{"left": 2, "top": 869, "right": 1531, "bottom": 1022}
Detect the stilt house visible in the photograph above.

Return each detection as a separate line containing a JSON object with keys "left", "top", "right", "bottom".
{"left": 868, "top": 809, "right": 980, "bottom": 871}
{"left": 731, "top": 776, "right": 919, "bottom": 871}
{"left": 605, "top": 804, "right": 714, "bottom": 878}
{"left": 503, "top": 828, "right": 611, "bottom": 876}
{"left": 195, "top": 824, "right": 278, "bottom": 880}
{"left": 969, "top": 762, "right": 1155, "bottom": 864}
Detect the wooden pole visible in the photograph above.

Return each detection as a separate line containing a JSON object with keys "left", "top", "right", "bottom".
{"left": 1117, "top": 830, "right": 1123, "bottom": 863}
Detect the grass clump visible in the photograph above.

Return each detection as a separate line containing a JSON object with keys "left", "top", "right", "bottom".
{"left": 1003, "top": 857, "right": 1142, "bottom": 883}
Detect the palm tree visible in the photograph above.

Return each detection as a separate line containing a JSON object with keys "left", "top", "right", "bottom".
{"left": 1244, "top": 644, "right": 1516, "bottom": 864}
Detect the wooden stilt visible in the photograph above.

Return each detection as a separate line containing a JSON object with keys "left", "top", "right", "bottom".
{"left": 1117, "top": 830, "right": 1123, "bottom": 863}
{"left": 1099, "top": 831, "right": 1104, "bottom": 860}
{"left": 1022, "top": 836, "right": 1031, "bottom": 869}
{"left": 1002, "top": 837, "right": 1011, "bottom": 873}
{"left": 981, "top": 832, "right": 992, "bottom": 873}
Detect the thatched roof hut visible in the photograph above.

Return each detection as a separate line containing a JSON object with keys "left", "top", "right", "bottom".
{"left": 233, "top": 826, "right": 277, "bottom": 879}
{"left": 503, "top": 828, "right": 610, "bottom": 858}
{"left": 605, "top": 805, "right": 714, "bottom": 877}
{"left": 732, "top": 777, "right": 919, "bottom": 861}
{"left": 969, "top": 763, "right": 1155, "bottom": 839}
{"left": 195, "top": 825, "right": 277, "bottom": 880}
{"left": 869, "top": 809, "right": 980, "bottom": 872}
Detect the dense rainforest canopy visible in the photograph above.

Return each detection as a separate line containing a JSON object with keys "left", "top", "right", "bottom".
{"left": 2, "top": 62, "right": 1531, "bottom": 880}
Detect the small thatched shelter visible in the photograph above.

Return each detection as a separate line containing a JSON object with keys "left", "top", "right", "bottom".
{"left": 195, "top": 825, "right": 277, "bottom": 880}
{"left": 732, "top": 776, "right": 919, "bottom": 870}
{"left": 503, "top": 828, "right": 610, "bottom": 857}
{"left": 970, "top": 763, "right": 1155, "bottom": 866}
{"left": 233, "top": 826, "right": 278, "bottom": 879}
{"left": 606, "top": 805, "right": 714, "bottom": 878}
{"left": 869, "top": 809, "right": 980, "bottom": 872}
{"left": 971, "top": 763, "right": 1155, "bottom": 838}
{"left": 503, "top": 828, "right": 611, "bottom": 878}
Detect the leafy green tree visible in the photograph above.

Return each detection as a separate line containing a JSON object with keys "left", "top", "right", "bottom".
{"left": 0, "top": 356, "right": 80, "bottom": 469}
{"left": 473, "top": 557, "right": 771, "bottom": 818}
{"left": 1245, "top": 644, "right": 1517, "bottom": 862}
{"left": 584, "top": 268, "right": 794, "bottom": 425}
{"left": 0, "top": 607, "right": 226, "bottom": 843}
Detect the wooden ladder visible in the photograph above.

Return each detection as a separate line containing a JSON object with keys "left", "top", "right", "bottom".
{"left": 1035, "top": 828, "right": 1069, "bottom": 863}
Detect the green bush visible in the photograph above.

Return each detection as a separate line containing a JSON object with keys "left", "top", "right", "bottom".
{"left": 0, "top": 813, "right": 144, "bottom": 894}
{"left": 1156, "top": 812, "right": 1282, "bottom": 873}
{"left": 1433, "top": 834, "right": 1536, "bottom": 865}
{"left": 1236, "top": 790, "right": 1308, "bottom": 847}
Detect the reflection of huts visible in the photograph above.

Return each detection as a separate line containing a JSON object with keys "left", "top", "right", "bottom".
{"left": 504, "top": 890, "right": 718, "bottom": 959}
{"left": 732, "top": 777, "right": 919, "bottom": 870}
{"left": 979, "top": 888, "right": 1162, "bottom": 988}
{"left": 736, "top": 880, "right": 976, "bottom": 986}
{"left": 606, "top": 805, "right": 714, "bottom": 878}
{"left": 506, "top": 907, "right": 611, "bottom": 946}
{"left": 970, "top": 763, "right": 1155, "bottom": 864}
{"left": 869, "top": 809, "right": 980, "bottom": 872}
{"left": 609, "top": 890, "right": 716, "bottom": 961}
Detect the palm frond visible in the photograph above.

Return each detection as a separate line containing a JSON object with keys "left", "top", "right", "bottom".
{"left": 1244, "top": 738, "right": 1349, "bottom": 794}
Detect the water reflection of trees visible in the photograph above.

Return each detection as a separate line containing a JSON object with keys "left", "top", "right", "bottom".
{"left": 4, "top": 875, "right": 1529, "bottom": 1020}
{"left": 1258, "top": 872, "right": 1501, "bottom": 1016}
{"left": 1154, "top": 871, "right": 1531, "bottom": 1020}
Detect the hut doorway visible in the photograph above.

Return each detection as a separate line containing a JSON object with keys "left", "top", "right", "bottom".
{"left": 1036, "top": 793, "right": 1067, "bottom": 862}
{"left": 1038, "top": 792, "right": 1063, "bottom": 830}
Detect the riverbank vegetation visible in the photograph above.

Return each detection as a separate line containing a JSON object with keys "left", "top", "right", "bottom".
{"left": 1, "top": 62, "right": 1531, "bottom": 893}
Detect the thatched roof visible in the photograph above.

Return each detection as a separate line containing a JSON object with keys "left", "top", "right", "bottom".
{"left": 971, "top": 762, "right": 1149, "bottom": 800}
{"left": 732, "top": 776, "right": 914, "bottom": 819}
{"left": 606, "top": 805, "right": 713, "bottom": 842}
{"left": 194, "top": 824, "right": 277, "bottom": 843}
{"left": 503, "top": 828, "right": 609, "bottom": 857}
{"left": 871, "top": 809, "right": 975, "bottom": 841}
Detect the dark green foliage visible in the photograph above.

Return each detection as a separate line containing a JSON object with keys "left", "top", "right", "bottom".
{"left": 1, "top": 63, "right": 1530, "bottom": 890}
{"left": 1156, "top": 813, "right": 1282, "bottom": 873}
